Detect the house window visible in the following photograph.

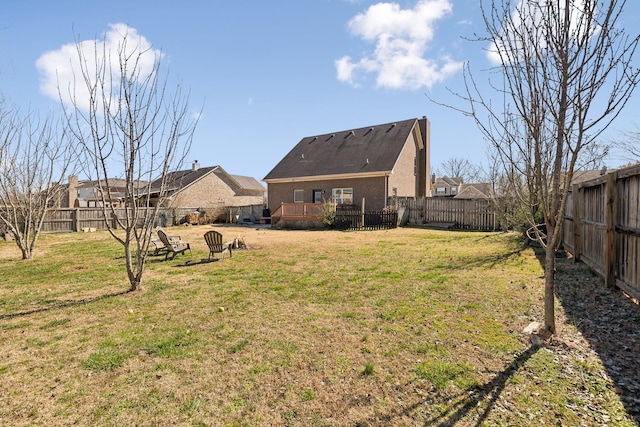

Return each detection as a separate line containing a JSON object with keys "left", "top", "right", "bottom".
{"left": 332, "top": 188, "right": 353, "bottom": 205}
{"left": 451, "top": 186, "right": 458, "bottom": 195}
{"left": 313, "top": 189, "right": 323, "bottom": 204}
{"left": 294, "top": 189, "right": 304, "bottom": 203}
{"left": 436, "top": 187, "right": 446, "bottom": 195}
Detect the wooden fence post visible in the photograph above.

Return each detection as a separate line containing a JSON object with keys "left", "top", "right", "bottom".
{"left": 605, "top": 171, "right": 618, "bottom": 288}
{"left": 74, "top": 208, "right": 80, "bottom": 232}
{"left": 572, "top": 184, "right": 581, "bottom": 262}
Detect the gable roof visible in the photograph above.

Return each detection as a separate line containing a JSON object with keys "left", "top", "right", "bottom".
{"left": 229, "top": 174, "right": 265, "bottom": 195}
{"left": 150, "top": 165, "right": 264, "bottom": 197}
{"left": 264, "top": 118, "right": 422, "bottom": 181}
{"left": 454, "top": 183, "right": 493, "bottom": 199}
{"left": 158, "top": 166, "right": 219, "bottom": 192}
{"left": 571, "top": 169, "right": 609, "bottom": 185}
{"left": 433, "top": 176, "right": 463, "bottom": 187}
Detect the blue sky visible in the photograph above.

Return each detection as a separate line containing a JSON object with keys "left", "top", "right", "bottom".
{"left": 1, "top": 0, "right": 639, "bottom": 181}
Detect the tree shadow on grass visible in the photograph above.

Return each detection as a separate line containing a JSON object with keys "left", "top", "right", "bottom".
{"left": 552, "top": 254, "right": 640, "bottom": 422}
{"left": 527, "top": 242, "right": 640, "bottom": 422}
{"left": 358, "top": 346, "right": 539, "bottom": 426}
{"left": 0, "top": 289, "right": 130, "bottom": 320}
{"left": 173, "top": 258, "right": 219, "bottom": 267}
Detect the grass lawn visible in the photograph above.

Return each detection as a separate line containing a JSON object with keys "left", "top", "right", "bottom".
{"left": 0, "top": 225, "right": 636, "bottom": 426}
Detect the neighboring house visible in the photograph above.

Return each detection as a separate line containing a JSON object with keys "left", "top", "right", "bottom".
{"left": 454, "top": 182, "right": 494, "bottom": 199}
{"left": 65, "top": 176, "right": 146, "bottom": 208}
{"left": 147, "top": 161, "right": 265, "bottom": 210}
{"left": 570, "top": 168, "right": 610, "bottom": 186}
{"left": 431, "top": 175, "right": 463, "bottom": 197}
{"left": 263, "top": 117, "right": 431, "bottom": 212}
{"left": 63, "top": 162, "right": 265, "bottom": 216}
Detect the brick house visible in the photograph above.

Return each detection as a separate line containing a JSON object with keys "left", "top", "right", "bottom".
{"left": 431, "top": 175, "right": 463, "bottom": 197}
{"left": 431, "top": 175, "right": 494, "bottom": 199}
{"left": 454, "top": 182, "right": 493, "bottom": 199}
{"left": 148, "top": 162, "right": 265, "bottom": 211}
{"left": 65, "top": 163, "right": 264, "bottom": 215}
{"left": 65, "top": 176, "right": 147, "bottom": 208}
{"left": 263, "top": 117, "right": 431, "bottom": 213}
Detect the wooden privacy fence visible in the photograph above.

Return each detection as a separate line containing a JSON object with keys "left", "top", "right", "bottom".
{"left": 403, "top": 198, "right": 497, "bottom": 231}
{"left": 39, "top": 207, "right": 200, "bottom": 233}
{"left": 563, "top": 164, "right": 640, "bottom": 300}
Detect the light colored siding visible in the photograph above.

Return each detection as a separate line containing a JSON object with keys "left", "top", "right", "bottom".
{"left": 389, "top": 134, "right": 419, "bottom": 198}
{"left": 168, "top": 173, "right": 264, "bottom": 208}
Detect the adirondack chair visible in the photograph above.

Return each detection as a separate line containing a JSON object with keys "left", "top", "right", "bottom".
{"left": 149, "top": 236, "right": 167, "bottom": 255}
{"left": 204, "top": 230, "right": 232, "bottom": 261}
{"left": 149, "top": 227, "right": 170, "bottom": 255}
{"left": 157, "top": 229, "right": 192, "bottom": 260}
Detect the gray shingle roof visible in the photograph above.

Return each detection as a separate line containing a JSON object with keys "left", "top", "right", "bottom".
{"left": 149, "top": 166, "right": 263, "bottom": 196}
{"left": 230, "top": 174, "right": 265, "bottom": 192}
{"left": 264, "top": 118, "right": 420, "bottom": 180}
{"left": 454, "top": 183, "right": 493, "bottom": 199}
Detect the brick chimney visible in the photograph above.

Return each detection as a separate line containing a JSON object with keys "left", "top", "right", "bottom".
{"left": 68, "top": 175, "right": 79, "bottom": 208}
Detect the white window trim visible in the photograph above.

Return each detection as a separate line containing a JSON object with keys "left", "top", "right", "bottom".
{"left": 331, "top": 188, "right": 353, "bottom": 204}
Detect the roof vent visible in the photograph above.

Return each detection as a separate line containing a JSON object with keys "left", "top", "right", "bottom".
{"left": 366, "top": 158, "right": 369, "bottom": 164}
{"left": 326, "top": 134, "right": 335, "bottom": 141}
{"left": 192, "top": 160, "right": 200, "bottom": 171}
{"left": 301, "top": 153, "right": 305, "bottom": 159}
{"left": 386, "top": 123, "right": 397, "bottom": 133}
{"left": 309, "top": 136, "right": 317, "bottom": 144}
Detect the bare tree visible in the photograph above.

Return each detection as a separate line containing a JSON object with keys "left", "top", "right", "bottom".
{"left": 0, "top": 106, "right": 74, "bottom": 259}
{"left": 436, "top": 157, "right": 482, "bottom": 182}
{"left": 63, "top": 30, "right": 197, "bottom": 291}
{"left": 619, "top": 124, "right": 640, "bottom": 159}
{"left": 460, "top": 0, "right": 640, "bottom": 334}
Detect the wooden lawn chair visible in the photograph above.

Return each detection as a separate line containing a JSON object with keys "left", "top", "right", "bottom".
{"left": 204, "top": 230, "right": 232, "bottom": 261}
{"left": 157, "top": 229, "right": 192, "bottom": 260}
{"left": 149, "top": 232, "right": 168, "bottom": 255}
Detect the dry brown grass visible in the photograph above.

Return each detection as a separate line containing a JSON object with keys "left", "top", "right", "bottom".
{"left": 0, "top": 225, "right": 636, "bottom": 426}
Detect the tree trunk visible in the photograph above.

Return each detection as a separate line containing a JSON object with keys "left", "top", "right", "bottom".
{"left": 543, "top": 244, "right": 556, "bottom": 334}
{"left": 123, "top": 245, "right": 142, "bottom": 292}
{"left": 128, "top": 278, "right": 141, "bottom": 292}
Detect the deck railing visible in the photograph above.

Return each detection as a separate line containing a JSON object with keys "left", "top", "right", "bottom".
{"left": 270, "top": 203, "right": 323, "bottom": 226}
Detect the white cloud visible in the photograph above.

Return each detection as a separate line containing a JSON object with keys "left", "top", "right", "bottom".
{"left": 36, "top": 23, "right": 163, "bottom": 111}
{"left": 336, "top": 0, "right": 463, "bottom": 90}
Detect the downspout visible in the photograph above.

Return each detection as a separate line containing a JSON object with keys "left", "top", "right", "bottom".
{"left": 384, "top": 174, "right": 389, "bottom": 207}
